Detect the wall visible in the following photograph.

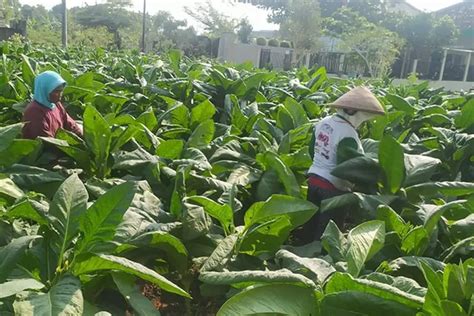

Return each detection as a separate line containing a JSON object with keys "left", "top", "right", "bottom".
{"left": 392, "top": 79, "right": 474, "bottom": 91}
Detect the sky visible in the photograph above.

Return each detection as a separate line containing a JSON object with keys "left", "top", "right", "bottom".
{"left": 17, "top": 0, "right": 465, "bottom": 31}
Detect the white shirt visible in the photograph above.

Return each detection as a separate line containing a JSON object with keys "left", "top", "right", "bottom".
{"left": 307, "top": 115, "right": 363, "bottom": 191}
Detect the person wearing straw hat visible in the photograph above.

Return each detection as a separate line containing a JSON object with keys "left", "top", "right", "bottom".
{"left": 302, "top": 86, "right": 385, "bottom": 241}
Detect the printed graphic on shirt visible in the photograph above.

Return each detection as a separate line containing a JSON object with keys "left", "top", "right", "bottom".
{"left": 315, "top": 123, "right": 333, "bottom": 160}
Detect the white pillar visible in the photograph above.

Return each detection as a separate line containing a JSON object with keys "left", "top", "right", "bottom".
{"left": 463, "top": 52, "right": 472, "bottom": 82}
{"left": 412, "top": 59, "right": 418, "bottom": 74}
{"left": 439, "top": 49, "right": 448, "bottom": 81}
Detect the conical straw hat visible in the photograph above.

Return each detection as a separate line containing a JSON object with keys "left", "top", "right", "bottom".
{"left": 329, "top": 86, "right": 385, "bottom": 115}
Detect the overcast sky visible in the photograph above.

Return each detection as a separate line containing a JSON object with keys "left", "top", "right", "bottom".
{"left": 17, "top": 0, "right": 464, "bottom": 31}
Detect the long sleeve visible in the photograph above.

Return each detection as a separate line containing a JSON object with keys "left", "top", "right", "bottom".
{"left": 59, "top": 103, "right": 83, "bottom": 137}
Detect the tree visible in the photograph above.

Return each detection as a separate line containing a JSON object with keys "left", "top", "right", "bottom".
{"left": 184, "top": 0, "right": 239, "bottom": 38}
{"left": 325, "top": 7, "right": 403, "bottom": 77}
{"left": 280, "top": 0, "right": 322, "bottom": 62}
{"left": 237, "top": 18, "right": 253, "bottom": 43}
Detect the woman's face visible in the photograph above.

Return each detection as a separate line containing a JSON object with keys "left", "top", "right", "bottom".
{"left": 49, "top": 86, "right": 64, "bottom": 104}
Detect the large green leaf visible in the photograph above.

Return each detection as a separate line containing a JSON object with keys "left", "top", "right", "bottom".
{"left": 190, "top": 99, "right": 216, "bottom": 128}
{"left": 386, "top": 94, "right": 416, "bottom": 115}
{"left": 186, "top": 119, "right": 215, "bottom": 149}
{"left": 244, "top": 194, "right": 316, "bottom": 228}
{"left": 379, "top": 135, "right": 405, "bottom": 194}
{"left": 187, "top": 196, "right": 234, "bottom": 234}
{"left": 217, "top": 284, "right": 318, "bottom": 316}
{"left": 0, "top": 279, "right": 44, "bottom": 299}
{"left": 405, "top": 182, "right": 474, "bottom": 201}
{"left": 423, "top": 201, "right": 467, "bottom": 236}
{"left": 321, "top": 220, "right": 347, "bottom": 262}
{"left": 376, "top": 205, "right": 410, "bottom": 238}
{"left": 0, "top": 123, "right": 23, "bottom": 152}
{"left": 124, "top": 231, "right": 188, "bottom": 273}
{"left": 283, "top": 97, "right": 309, "bottom": 127}
{"left": 346, "top": 220, "right": 385, "bottom": 277}
{"left": 200, "top": 269, "right": 317, "bottom": 289}
{"left": 49, "top": 174, "right": 89, "bottom": 262}
{"left": 0, "top": 235, "right": 42, "bottom": 282}
{"left": 325, "top": 273, "right": 424, "bottom": 309}
{"left": 276, "top": 249, "right": 335, "bottom": 284}
{"left": 261, "top": 152, "right": 302, "bottom": 198}
{"left": 112, "top": 273, "right": 159, "bottom": 316}
{"left": 83, "top": 104, "right": 112, "bottom": 178}
{"left": 0, "top": 175, "right": 24, "bottom": 200}
{"left": 331, "top": 156, "right": 382, "bottom": 186}
{"left": 321, "top": 192, "right": 396, "bottom": 215}
{"left": 401, "top": 226, "right": 429, "bottom": 256}
{"left": 404, "top": 154, "right": 441, "bottom": 186}
{"left": 201, "top": 233, "right": 238, "bottom": 272}
{"left": 78, "top": 182, "right": 136, "bottom": 253}
{"left": 73, "top": 254, "right": 190, "bottom": 298}
{"left": 0, "top": 139, "right": 40, "bottom": 168}
{"left": 13, "top": 274, "right": 83, "bottom": 316}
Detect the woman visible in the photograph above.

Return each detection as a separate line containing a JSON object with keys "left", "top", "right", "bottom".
{"left": 304, "top": 86, "right": 385, "bottom": 241}
{"left": 22, "top": 71, "right": 83, "bottom": 139}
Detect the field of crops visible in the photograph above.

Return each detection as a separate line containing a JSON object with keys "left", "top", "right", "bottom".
{"left": 0, "top": 41, "right": 473, "bottom": 315}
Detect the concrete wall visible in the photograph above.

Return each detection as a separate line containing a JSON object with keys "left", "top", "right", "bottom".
{"left": 218, "top": 33, "right": 294, "bottom": 69}
{"left": 218, "top": 34, "right": 261, "bottom": 66}
{"left": 392, "top": 79, "right": 474, "bottom": 92}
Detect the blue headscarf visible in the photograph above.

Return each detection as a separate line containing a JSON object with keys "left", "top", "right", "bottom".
{"left": 33, "top": 71, "right": 66, "bottom": 109}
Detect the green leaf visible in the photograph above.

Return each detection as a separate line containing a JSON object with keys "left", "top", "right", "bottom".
{"left": 420, "top": 261, "right": 444, "bottom": 315}
{"left": 0, "top": 176, "right": 24, "bottom": 200}
{"left": 13, "top": 274, "right": 83, "bottom": 316}
{"left": 379, "top": 135, "right": 405, "bottom": 194}
{"left": 5, "top": 199, "right": 48, "bottom": 226}
{"left": 404, "top": 154, "right": 441, "bottom": 186}
{"left": 156, "top": 139, "right": 184, "bottom": 159}
{"left": 186, "top": 119, "right": 215, "bottom": 149}
{"left": 441, "top": 237, "right": 474, "bottom": 262}
{"left": 346, "top": 220, "right": 385, "bottom": 277}
{"left": 78, "top": 182, "right": 136, "bottom": 254}
{"left": 201, "top": 233, "right": 238, "bottom": 272}
{"left": 73, "top": 254, "right": 190, "bottom": 298}
{"left": 424, "top": 201, "right": 466, "bottom": 236}
{"left": 386, "top": 94, "right": 416, "bottom": 115}
{"left": 324, "top": 292, "right": 417, "bottom": 316}
{"left": 137, "top": 108, "right": 158, "bottom": 131}
{"left": 325, "top": 273, "right": 424, "bottom": 310}
{"left": 0, "top": 236, "right": 42, "bottom": 282}
{"left": 0, "top": 139, "right": 40, "bottom": 168}
{"left": 187, "top": 196, "right": 234, "bottom": 234}
{"left": 321, "top": 220, "right": 347, "bottom": 262}
{"left": 449, "top": 214, "right": 474, "bottom": 241}
{"left": 83, "top": 104, "right": 112, "bottom": 178}
{"left": 276, "top": 249, "right": 335, "bottom": 284}
{"left": 0, "top": 123, "right": 23, "bottom": 152}
{"left": 21, "top": 54, "right": 35, "bottom": 87}
{"left": 49, "top": 174, "right": 89, "bottom": 260}
{"left": 262, "top": 152, "right": 301, "bottom": 198}
{"left": 331, "top": 156, "right": 382, "bottom": 186}
{"left": 401, "top": 226, "right": 429, "bottom": 256}
{"left": 190, "top": 99, "right": 216, "bottom": 128}
{"left": 244, "top": 194, "right": 316, "bottom": 228}
{"left": 216, "top": 284, "right": 317, "bottom": 316}
{"left": 406, "top": 182, "right": 474, "bottom": 201}
{"left": 455, "top": 99, "right": 474, "bottom": 129}
{"left": 0, "top": 279, "right": 44, "bottom": 299}
{"left": 112, "top": 273, "right": 159, "bottom": 316}
{"left": 200, "top": 269, "right": 317, "bottom": 289}
{"left": 283, "top": 98, "right": 309, "bottom": 127}
{"left": 126, "top": 231, "right": 188, "bottom": 273}
{"left": 441, "top": 300, "right": 468, "bottom": 316}
{"left": 376, "top": 205, "right": 410, "bottom": 237}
